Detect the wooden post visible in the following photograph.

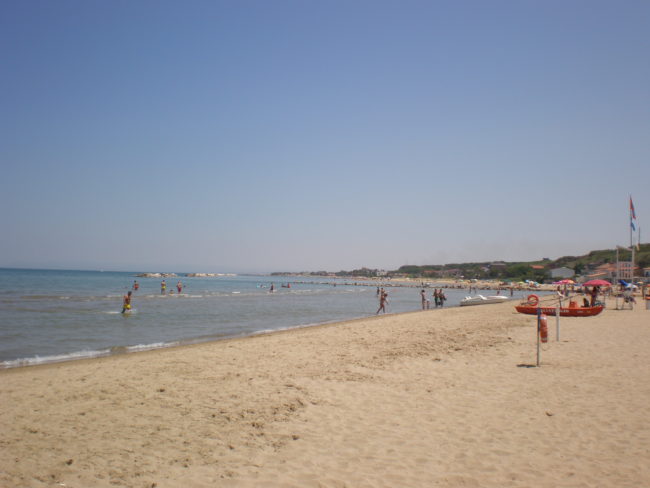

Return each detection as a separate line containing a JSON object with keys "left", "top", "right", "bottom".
{"left": 556, "top": 300, "right": 561, "bottom": 342}
{"left": 536, "top": 307, "right": 541, "bottom": 367}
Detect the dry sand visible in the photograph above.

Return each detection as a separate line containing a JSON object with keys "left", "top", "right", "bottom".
{"left": 1, "top": 296, "right": 649, "bottom": 487}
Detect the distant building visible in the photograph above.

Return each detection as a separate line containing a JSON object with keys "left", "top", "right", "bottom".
{"left": 550, "top": 267, "right": 575, "bottom": 279}
{"left": 530, "top": 265, "right": 545, "bottom": 271}
{"left": 587, "top": 263, "right": 616, "bottom": 281}
{"left": 584, "top": 262, "right": 639, "bottom": 281}
{"left": 617, "top": 261, "right": 634, "bottom": 280}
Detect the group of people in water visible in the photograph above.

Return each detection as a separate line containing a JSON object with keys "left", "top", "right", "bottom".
{"left": 376, "top": 287, "right": 448, "bottom": 314}
{"left": 121, "top": 279, "right": 185, "bottom": 313}
{"left": 159, "top": 279, "right": 184, "bottom": 295}
{"left": 122, "top": 279, "right": 292, "bottom": 313}
{"left": 420, "top": 288, "right": 447, "bottom": 310}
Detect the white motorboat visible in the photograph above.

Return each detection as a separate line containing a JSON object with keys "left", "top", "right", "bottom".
{"left": 459, "top": 295, "right": 509, "bottom": 306}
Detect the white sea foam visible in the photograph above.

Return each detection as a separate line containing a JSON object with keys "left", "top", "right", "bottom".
{"left": 0, "top": 341, "right": 181, "bottom": 369}
{"left": 126, "top": 342, "right": 176, "bottom": 353}
{"left": 0, "top": 348, "right": 113, "bottom": 369}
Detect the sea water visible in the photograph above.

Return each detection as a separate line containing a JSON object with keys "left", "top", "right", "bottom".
{"left": 0, "top": 268, "right": 532, "bottom": 368}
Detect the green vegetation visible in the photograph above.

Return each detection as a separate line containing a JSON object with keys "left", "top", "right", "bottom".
{"left": 387, "top": 243, "right": 649, "bottom": 282}
{"left": 273, "top": 243, "right": 650, "bottom": 282}
{"left": 551, "top": 244, "right": 650, "bottom": 271}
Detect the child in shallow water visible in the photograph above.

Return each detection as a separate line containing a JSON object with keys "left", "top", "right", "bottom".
{"left": 121, "top": 291, "right": 132, "bottom": 313}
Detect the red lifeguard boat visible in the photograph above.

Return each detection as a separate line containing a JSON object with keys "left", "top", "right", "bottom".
{"left": 515, "top": 294, "right": 604, "bottom": 317}
{"left": 515, "top": 304, "right": 604, "bottom": 317}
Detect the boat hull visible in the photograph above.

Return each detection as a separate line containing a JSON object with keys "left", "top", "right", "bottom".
{"left": 515, "top": 305, "right": 604, "bottom": 317}
{"left": 460, "top": 296, "right": 508, "bottom": 306}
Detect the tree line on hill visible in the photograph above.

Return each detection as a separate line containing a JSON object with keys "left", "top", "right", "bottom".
{"left": 272, "top": 244, "right": 650, "bottom": 282}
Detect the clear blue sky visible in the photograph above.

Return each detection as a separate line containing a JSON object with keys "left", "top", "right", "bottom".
{"left": 1, "top": 0, "right": 648, "bottom": 272}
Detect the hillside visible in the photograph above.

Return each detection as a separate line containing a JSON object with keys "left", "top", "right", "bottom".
{"left": 272, "top": 244, "right": 649, "bottom": 282}
{"left": 391, "top": 243, "right": 650, "bottom": 281}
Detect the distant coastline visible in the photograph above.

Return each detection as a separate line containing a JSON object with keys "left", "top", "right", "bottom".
{"left": 135, "top": 272, "right": 237, "bottom": 278}
{"left": 271, "top": 243, "right": 649, "bottom": 283}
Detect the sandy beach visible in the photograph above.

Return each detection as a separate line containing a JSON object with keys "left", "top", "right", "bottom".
{"left": 1, "top": 296, "right": 649, "bottom": 487}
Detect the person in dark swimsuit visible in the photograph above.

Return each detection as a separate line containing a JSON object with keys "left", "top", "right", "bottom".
{"left": 376, "top": 290, "right": 388, "bottom": 314}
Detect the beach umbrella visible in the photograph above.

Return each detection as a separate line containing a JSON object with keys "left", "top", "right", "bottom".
{"left": 553, "top": 279, "right": 575, "bottom": 285}
{"left": 582, "top": 279, "right": 612, "bottom": 287}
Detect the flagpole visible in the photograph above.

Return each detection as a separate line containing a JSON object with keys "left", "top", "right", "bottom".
{"left": 630, "top": 195, "right": 633, "bottom": 249}
{"left": 630, "top": 196, "right": 635, "bottom": 280}
{"left": 630, "top": 228, "right": 634, "bottom": 282}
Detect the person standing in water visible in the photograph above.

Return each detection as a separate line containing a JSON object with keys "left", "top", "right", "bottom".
{"left": 420, "top": 289, "right": 427, "bottom": 310}
{"left": 121, "top": 291, "right": 132, "bottom": 313}
{"left": 270, "top": 283, "right": 275, "bottom": 293}
{"left": 133, "top": 280, "right": 139, "bottom": 291}
{"left": 161, "top": 280, "right": 166, "bottom": 295}
{"left": 376, "top": 290, "right": 388, "bottom": 314}
{"left": 177, "top": 281, "right": 183, "bottom": 294}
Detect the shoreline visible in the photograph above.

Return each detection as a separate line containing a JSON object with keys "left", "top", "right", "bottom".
{"left": 0, "top": 305, "right": 455, "bottom": 371}
{"left": 2, "top": 283, "right": 561, "bottom": 371}
{"left": 0, "top": 267, "right": 564, "bottom": 371}
{"left": 2, "top": 298, "right": 648, "bottom": 487}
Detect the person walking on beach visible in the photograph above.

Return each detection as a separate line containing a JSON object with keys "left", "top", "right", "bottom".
{"left": 161, "top": 280, "right": 166, "bottom": 295}
{"left": 177, "top": 281, "right": 183, "bottom": 294}
{"left": 121, "top": 291, "right": 132, "bottom": 313}
{"left": 376, "top": 290, "right": 388, "bottom": 314}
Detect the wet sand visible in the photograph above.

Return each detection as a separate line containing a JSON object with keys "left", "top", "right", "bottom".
{"left": 1, "top": 296, "right": 649, "bottom": 487}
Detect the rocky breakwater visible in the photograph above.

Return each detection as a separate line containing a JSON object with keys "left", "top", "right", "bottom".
{"left": 135, "top": 272, "right": 178, "bottom": 278}
{"left": 185, "top": 273, "right": 237, "bottom": 277}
